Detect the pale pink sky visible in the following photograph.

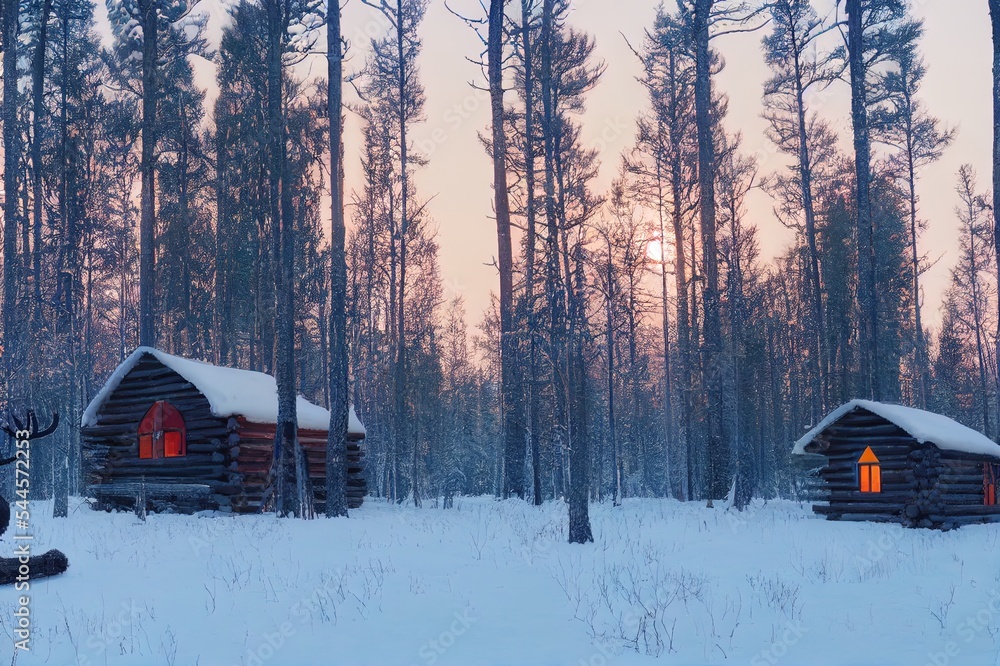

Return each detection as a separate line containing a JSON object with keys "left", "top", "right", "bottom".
{"left": 177, "top": 1, "right": 992, "bottom": 332}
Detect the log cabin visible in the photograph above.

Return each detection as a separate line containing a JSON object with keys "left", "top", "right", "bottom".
{"left": 793, "top": 400, "right": 1000, "bottom": 530}
{"left": 82, "top": 347, "right": 366, "bottom": 514}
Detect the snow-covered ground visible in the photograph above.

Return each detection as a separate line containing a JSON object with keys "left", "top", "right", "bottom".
{"left": 3, "top": 497, "right": 1000, "bottom": 666}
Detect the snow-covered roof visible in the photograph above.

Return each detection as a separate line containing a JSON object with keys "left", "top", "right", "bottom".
{"left": 792, "top": 399, "right": 1000, "bottom": 459}
{"left": 82, "top": 347, "right": 365, "bottom": 436}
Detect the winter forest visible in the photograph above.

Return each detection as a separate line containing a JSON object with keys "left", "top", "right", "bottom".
{"left": 3, "top": 0, "right": 1000, "bottom": 535}
{"left": 9, "top": 0, "right": 1000, "bottom": 662}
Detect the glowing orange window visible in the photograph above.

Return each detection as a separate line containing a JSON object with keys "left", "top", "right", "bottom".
{"left": 138, "top": 401, "right": 186, "bottom": 459}
{"left": 858, "top": 446, "right": 881, "bottom": 493}
{"left": 985, "top": 464, "right": 998, "bottom": 506}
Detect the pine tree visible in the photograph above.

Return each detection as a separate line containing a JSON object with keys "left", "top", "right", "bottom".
{"left": 762, "top": 0, "right": 838, "bottom": 421}
{"left": 948, "top": 166, "right": 996, "bottom": 436}
{"left": 630, "top": 6, "right": 698, "bottom": 498}
{"left": 870, "top": 44, "right": 953, "bottom": 409}
{"left": 359, "top": 0, "right": 429, "bottom": 506}
{"left": 842, "top": 0, "right": 919, "bottom": 400}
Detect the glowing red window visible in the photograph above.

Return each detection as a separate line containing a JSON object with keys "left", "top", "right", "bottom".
{"left": 985, "top": 464, "right": 999, "bottom": 506}
{"left": 138, "top": 401, "right": 186, "bottom": 459}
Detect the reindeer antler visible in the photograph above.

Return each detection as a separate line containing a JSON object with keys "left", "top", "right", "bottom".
{"left": 31, "top": 412, "right": 59, "bottom": 439}
{"left": 0, "top": 410, "right": 60, "bottom": 467}
{"left": 0, "top": 410, "right": 59, "bottom": 442}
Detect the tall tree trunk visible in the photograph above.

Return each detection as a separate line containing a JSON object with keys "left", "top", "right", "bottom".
{"left": 2, "top": 0, "right": 21, "bottom": 399}
{"left": 490, "top": 0, "right": 524, "bottom": 500}
{"left": 568, "top": 248, "right": 592, "bottom": 543}
{"left": 138, "top": 0, "right": 157, "bottom": 348}
{"left": 52, "top": 7, "right": 72, "bottom": 519}
{"left": 665, "top": 44, "right": 693, "bottom": 500}
{"left": 176, "top": 97, "right": 192, "bottom": 352}
{"left": 904, "top": 126, "right": 928, "bottom": 409}
{"left": 29, "top": 0, "right": 50, "bottom": 338}
{"left": 606, "top": 239, "right": 620, "bottom": 505}
{"left": 656, "top": 160, "right": 674, "bottom": 498}
{"left": 789, "top": 18, "right": 826, "bottom": 420}
{"left": 990, "top": 0, "right": 1000, "bottom": 418}
{"left": 520, "top": 0, "right": 543, "bottom": 505}
{"left": 215, "top": 115, "right": 230, "bottom": 365}
{"left": 693, "top": 0, "right": 729, "bottom": 502}
{"left": 266, "top": 0, "right": 299, "bottom": 517}
{"left": 326, "top": 0, "right": 349, "bottom": 518}
{"left": 846, "top": 0, "right": 877, "bottom": 399}
{"left": 540, "top": 0, "right": 567, "bottom": 502}
{"left": 392, "top": 0, "right": 417, "bottom": 508}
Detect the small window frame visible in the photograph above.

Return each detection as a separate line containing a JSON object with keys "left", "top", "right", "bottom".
{"left": 137, "top": 401, "right": 187, "bottom": 460}
{"left": 857, "top": 446, "right": 881, "bottom": 494}
{"left": 985, "top": 463, "right": 999, "bottom": 507}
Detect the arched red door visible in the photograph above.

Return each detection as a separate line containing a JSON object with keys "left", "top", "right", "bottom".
{"left": 138, "top": 401, "right": 187, "bottom": 459}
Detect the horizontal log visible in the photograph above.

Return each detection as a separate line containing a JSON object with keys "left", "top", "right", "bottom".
{"left": 937, "top": 482, "right": 987, "bottom": 492}
{"left": 821, "top": 461, "right": 912, "bottom": 474}
{"left": 106, "top": 380, "right": 201, "bottom": 399}
{"left": 90, "top": 482, "right": 214, "bottom": 497}
{"left": 107, "top": 459, "right": 234, "bottom": 474}
{"left": 98, "top": 397, "right": 209, "bottom": 419}
{"left": 940, "top": 494, "right": 991, "bottom": 504}
{"left": 94, "top": 438, "right": 229, "bottom": 454}
{"left": 108, "top": 451, "right": 219, "bottom": 465}
{"left": 822, "top": 483, "right": 914, "bottom": 493}
{"left": 82, "top": 420, "right": 228, "bottom": 438}
{"left": 938, "top": 451, "right": 1000, "bottom": 463}
{"left": 94, "top": 476, "right": 240, "bottom": 492}
{"left": 100, "top": 385, "right": 207, "bottom": 407}
{"left": 114, "top": 365, "right": 178, "bottom": 382}
{"left": 829, "top": 412, "right": 897, "bottom": 424}
{"left": 826, "top": 493, "right": 916, "bottom": 510}
{"left": 824, "top": 440, "right": 913, "bottom": 460}
{"left": 94, "top": 401, "right": 214, "bottom": 424}
{"left": 96, "top": 410, "right": 225, "bottom": 429}
{"left": 936, "top": 504, "right": 1000, "bottom": 516}
{"left": 823, "top": 433, "right": 910, "bottom": 445}
{"left": 821, "top": 513, "right": 903, "bottom": 523}
{"left": 815, "top": 502, "right": 906, "bottom": 513}
{"left": 939, "top": 475, "right": 987, "bottom": 484}
{"left": 928, "top": 513, "right": 1000, "bottom": 524}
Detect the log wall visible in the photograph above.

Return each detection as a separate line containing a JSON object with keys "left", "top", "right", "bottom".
{"left": 82, "top": 355, "right": 237, "bottom": 513}
{"left": 83, "top": 353, "right": 367, "bottom": 514}
{"left": 233, "top": 418, "right": 365, "bottom": 512}
{"left": 807, "top": 408, "right": 1000, "bottom": 530}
